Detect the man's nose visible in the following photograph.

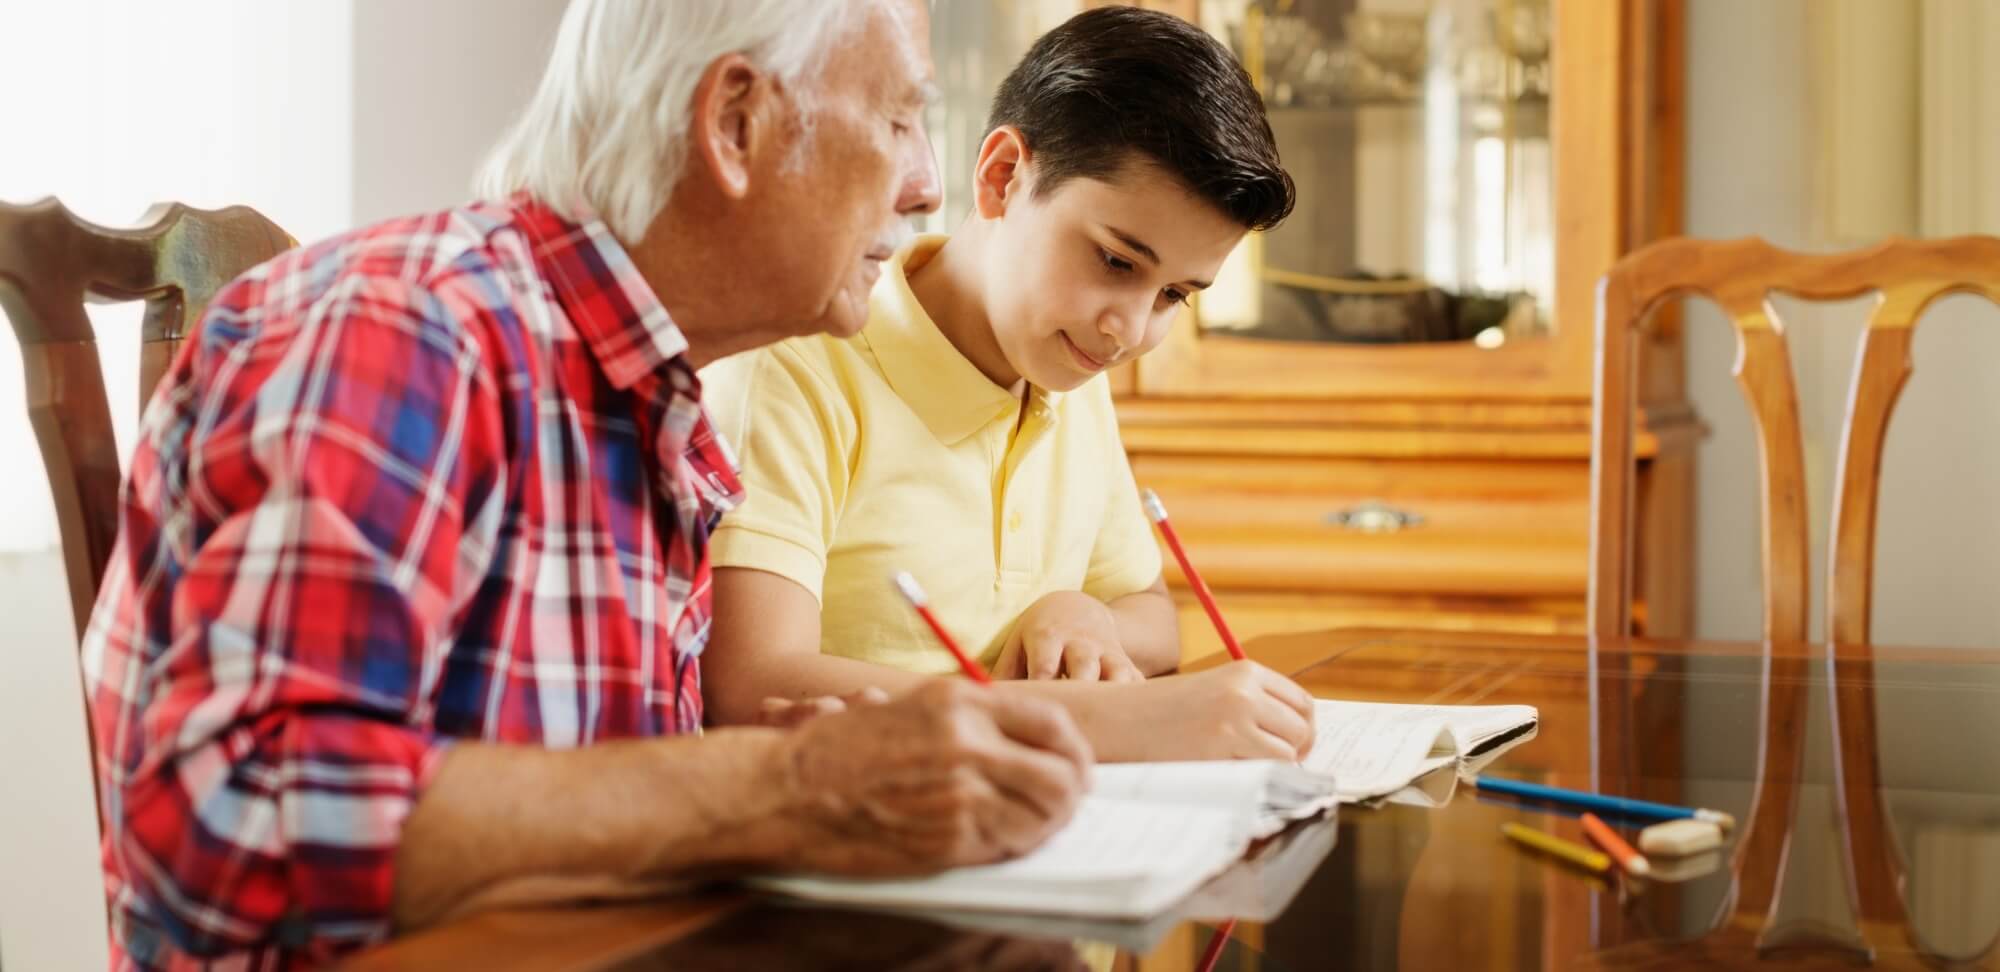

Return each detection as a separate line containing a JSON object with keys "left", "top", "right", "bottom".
{"left": 896, "top": 135, "right": 942, "bottom": 216}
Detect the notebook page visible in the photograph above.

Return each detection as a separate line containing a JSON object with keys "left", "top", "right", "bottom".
{"left": 757, "top": 796, "right": 1250, "bottom": 918}
{"left": 1303, "top": 700, "right": 1460, "bottom": 800}
{"left": 1090, "top": 761, "right": 1277, "bottom": 809}
{"left": 1091, "top": 761, "right": 1340, "bottom": 837}
{"left": 1446, "top": 705, "right": 1540, "bottom": 753}
{"left": 970, "top": 796, "right": 1241, "bottom": 881}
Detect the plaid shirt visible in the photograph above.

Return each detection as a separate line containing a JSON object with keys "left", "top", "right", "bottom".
{"left": 78, "top": 195, "right": 744, "bottom": 970}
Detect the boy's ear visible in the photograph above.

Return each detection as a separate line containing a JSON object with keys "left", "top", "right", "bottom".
{"left": 972, "top": 126, "right": 1030, "bottom": 219}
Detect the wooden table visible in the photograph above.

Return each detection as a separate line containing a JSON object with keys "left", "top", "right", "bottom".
{"left": 341, "top": 629, "right": 2000, "bottom": 970}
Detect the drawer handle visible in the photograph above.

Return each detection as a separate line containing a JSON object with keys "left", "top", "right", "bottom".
{"left": 1326, "top": 500, "right": 1425, "bottom": 533}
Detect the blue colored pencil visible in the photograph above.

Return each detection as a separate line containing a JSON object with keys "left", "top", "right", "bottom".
{"left": 1475, "top": 776, "right": 1735, "bottom": 831}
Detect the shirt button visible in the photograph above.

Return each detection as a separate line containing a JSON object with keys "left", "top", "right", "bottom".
{"left": 1007, "top": 510, "right": 1024, "bottom": 532}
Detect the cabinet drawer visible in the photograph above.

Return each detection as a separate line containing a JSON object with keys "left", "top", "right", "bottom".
{"left": 1130, "top": 455, "right": 1590, "bottom": 598}
{"left": 1171, "top": 591, "right": 1585, "bottom": 666}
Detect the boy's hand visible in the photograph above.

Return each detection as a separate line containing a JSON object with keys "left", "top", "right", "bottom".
{"left": 997, "top": 591, "right": 1145, "bottom": 683}
{"left": 1102, "top": 660, "right": 1316, "bottom": 761}
{"left": 755, "top": 687, "right": 891, "bottom": 729}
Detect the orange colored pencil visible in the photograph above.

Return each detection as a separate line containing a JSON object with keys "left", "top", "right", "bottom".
{"left": 1581, "top": 812, "right": 1650, "bottom": 877}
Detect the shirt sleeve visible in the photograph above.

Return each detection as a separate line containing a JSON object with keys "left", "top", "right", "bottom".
{"left": 1081, "top": 383, "right": 1165, "bottom": 602}
{"left": 706, "top": 344, "right": 856, "bottom": 604}
{"left": 89, "top": 274, "right": 502, "bottom": 960}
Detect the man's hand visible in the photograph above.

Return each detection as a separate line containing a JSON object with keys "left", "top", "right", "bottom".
{"left": 996, "top": 591, "right": 1144, "bottom": 683}
{"left": 774, "top": 680, "right": 1092, "bottom": 875}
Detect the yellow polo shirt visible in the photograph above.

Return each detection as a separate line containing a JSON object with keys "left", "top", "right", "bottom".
{"left": 703, "top": 234, "right": 1162, "bottom": 674}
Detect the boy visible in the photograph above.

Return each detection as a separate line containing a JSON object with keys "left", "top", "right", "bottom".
{"left": 704, "top": 6, "right": 1313, "bottom": 761}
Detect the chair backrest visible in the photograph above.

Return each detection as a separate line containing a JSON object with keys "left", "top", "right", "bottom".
{"left": 1589, "top": 235, "right": 2000, "bottom": 645}
{"left": 0, "top": 197, "right": 292, "bottom": 639}
{"left": 1591, "top": 236, "right": 2000, "bottom": 958}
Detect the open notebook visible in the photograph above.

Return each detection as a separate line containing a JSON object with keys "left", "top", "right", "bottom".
{"left": 757, "top": 759, "right": 1340, "bottom": 920}
{"left": 890, "top": 808, "right": 1343, "bottom": 954}
{"left": 1304, "top": 699, "right": 1540, "bottom": 804}
{"left": 758, "top": 699, "right": 1537, "bottom": 920}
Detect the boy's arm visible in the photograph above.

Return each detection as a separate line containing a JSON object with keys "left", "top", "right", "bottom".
{"left": 704, "top": 566, "right": 931, "bottom": 721}
{"left": 1104, "top": 576, "right": 1181, "bottom": 675}
{"left": 707, "top": 567, "right": 1315, "bottom": 763}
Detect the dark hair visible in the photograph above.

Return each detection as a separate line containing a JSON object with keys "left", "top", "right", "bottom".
{"left": 986, "top": 6, "right": 1295, "bottom": 232}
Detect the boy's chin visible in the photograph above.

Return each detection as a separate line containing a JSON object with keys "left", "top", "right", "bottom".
{"left": 1023, "top": 364, "right": 1096, "bottom": 393}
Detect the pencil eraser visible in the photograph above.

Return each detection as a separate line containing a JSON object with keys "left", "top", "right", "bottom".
{"left": 1637, "top": 818, "right": 1722, "bottom": 857}
{"left": 1645, "top": 849, "right": 1722, "bottom": 883}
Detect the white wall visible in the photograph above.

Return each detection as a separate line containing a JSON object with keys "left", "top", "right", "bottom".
{"left": 0, "top": 4, "right": 557, "bottom": 967}
{"left": 350, "top": 0, "right": 566, "bottom": 225}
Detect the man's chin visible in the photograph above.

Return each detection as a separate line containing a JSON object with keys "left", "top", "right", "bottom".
{"left": 813, "top": 293, "right": 872, "bottom": 339}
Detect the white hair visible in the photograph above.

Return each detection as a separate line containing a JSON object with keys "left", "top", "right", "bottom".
{"left": 478, "top": 0, "right": 871, "bottom": 242}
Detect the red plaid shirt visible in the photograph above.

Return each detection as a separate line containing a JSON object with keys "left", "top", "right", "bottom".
{"left": 78, "top": 195, "right": 743, "bottom": 969}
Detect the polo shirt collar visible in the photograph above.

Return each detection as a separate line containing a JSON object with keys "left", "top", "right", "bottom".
{"left": 864, "top": 235, "right": 1064, "bottom": 445}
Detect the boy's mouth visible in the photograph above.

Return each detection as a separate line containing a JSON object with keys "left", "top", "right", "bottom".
{"left": 1060, "top": 331, "right": 1109, "bottom": 371}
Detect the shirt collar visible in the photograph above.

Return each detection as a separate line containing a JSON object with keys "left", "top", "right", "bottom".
{"left": 862, "top": 234, "right": 1063, "bottom": 445}
{"left": 511, "top": 194, "right": 688, "bottom": 390}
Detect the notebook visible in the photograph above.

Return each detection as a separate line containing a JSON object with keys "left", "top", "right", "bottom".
{"left": 757, "top": 699, "right": 1538, "bottom": 920}
{"left": 887, "top": 809, "right": 1343, "bottom": 954}
{"left": 1303, "top": 699, "right": 1540, "bottom": 804}
{"left": 756, "top": 759, "right": 1341, "bottom": 920}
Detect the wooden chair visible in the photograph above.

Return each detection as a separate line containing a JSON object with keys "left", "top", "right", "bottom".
{"left": 1590, "top": 235, "right": 2000, "bottom": 961}
{"left": 0, "top": 197, "right": 293, "bottom": 638}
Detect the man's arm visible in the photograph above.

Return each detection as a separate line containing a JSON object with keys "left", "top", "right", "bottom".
{"left": 393, "top": 682, "right": 1092, "bottom": 930}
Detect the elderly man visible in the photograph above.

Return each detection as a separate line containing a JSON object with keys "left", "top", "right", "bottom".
{"left": 79, "top": 1, "right": 1090, "bottom": 967}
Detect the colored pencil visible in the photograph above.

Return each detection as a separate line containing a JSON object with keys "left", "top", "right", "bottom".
{"left": 1501, "top": 822, "right": 1611, "bottom": 873}
{"left": 1580, "top": 812, "right": 1651, "bottom": 877}
{"left": 1475, "top": 776, "right": 1736, "bottom": 831}
{"left": 892, "top": 571, "right": 992, "bottom": 685}
{"left": 1140, "top": 488, "right": 1245, "bottom": 661}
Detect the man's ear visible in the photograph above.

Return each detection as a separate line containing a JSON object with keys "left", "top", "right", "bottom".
{"left": 687, "top": 53, "right": 775, "bottom": 200}
{"left": 971, "top": 126, "right": 1031, "bottom": 220}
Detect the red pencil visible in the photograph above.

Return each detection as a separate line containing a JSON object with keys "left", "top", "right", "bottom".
{"left": 893, "top": 571, "right": 992, "bottom": 684}
{"left": 1141, "top": 489, "right": 1246, "bottom": 661}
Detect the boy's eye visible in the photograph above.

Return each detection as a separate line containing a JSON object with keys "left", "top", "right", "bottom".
{"left": 1099, "top": 248, "right": 1135, "bottom": 274}
{"left": 1162, "top": 288, "right": 1189, "bottom": 305}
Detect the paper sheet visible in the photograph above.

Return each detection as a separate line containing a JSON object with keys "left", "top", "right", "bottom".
{"left": 758, "top": 796, "right": 1250, "bottom": 917}
{"left": 1302, "top": 700, "right": 1537, "bottom": 801}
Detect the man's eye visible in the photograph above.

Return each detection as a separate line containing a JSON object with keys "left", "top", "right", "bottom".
{"left": 1163, "top": 288, "right": 1188, "bottom": 305}
{"left": 1099, "top": 249, "right": 1134, "bottom": 274}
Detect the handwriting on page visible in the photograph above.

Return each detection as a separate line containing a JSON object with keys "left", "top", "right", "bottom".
{"left": 1303, "top": 700, "right": 1458, "bottom": 797}
{"left": 976, "top": 798, "right": 1242, "bottom": 882}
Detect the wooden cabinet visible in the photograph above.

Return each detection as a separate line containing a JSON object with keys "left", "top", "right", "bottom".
{"left": 926, "top": 1, "right": 1693, "bottom": 658}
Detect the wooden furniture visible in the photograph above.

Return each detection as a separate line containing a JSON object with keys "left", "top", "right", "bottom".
{"left": 1592, "top": 234, "right": 2000, "bottom": 958}
{"left": 343, "top": 628, "right": 2000, "bottom": 971}
{"left": 0, "top": 197, "right": 292, "bottom": 638}
{"left": 1068, "top": 0, "right": 1696, "bottom": 660}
